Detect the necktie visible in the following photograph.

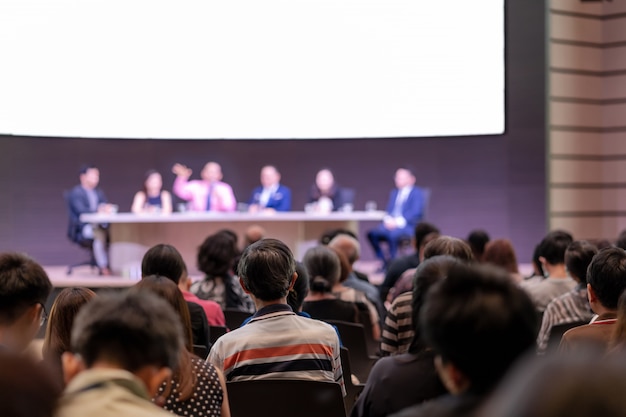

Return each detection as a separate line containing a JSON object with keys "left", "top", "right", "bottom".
{"left": 206, "top": 184, "right": 214, "bottom": 211}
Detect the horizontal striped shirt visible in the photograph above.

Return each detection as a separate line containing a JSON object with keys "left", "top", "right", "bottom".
{"left": 207, "top": 304, "right": 344, "bottom": 394}
{"left": 380, "top": 291, "right": 414, "bottom": 356}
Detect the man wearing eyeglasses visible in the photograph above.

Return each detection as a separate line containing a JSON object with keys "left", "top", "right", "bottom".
{"left": 0, "top": 252, "right": 52, "bottom": 352}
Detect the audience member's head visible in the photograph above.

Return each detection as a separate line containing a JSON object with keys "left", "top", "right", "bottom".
{"left": 64, "top": 291, "right": 183, "bottom": 396}
{"left": 319, "top": 228, "right": 358, "bottom": 246}
{"left": 586, "top": 247, "right": 626, "bottom": 314}
{"left": 538, "top": 230, "right": 574, "bottom": 266}
{"left": 418, "top": 231, "right": 442, "bottom": 261}
{"left": 328, "top": 234, "right": 360, "bottom": 266}
{"left": 530, "top": 243, "right": 545, "bottom": 278}
{"left": 616, "top": 229, "right": 626, "bottom": 251}
{"left": 466, "top": 229, "right": 490, "bottom": 261}
{"left": 483, "top": 239, "right": 519, "bottom": 274}
{"left": 564, "top": 241, "right": 598, "bottom": 284}
{"left": 197, "top": 232, "right": 239, "bottom": 278}
{"left": 422, "top": 263, "right": 537, "bottom": 395}
{"left": 244, "top": 225, "right": 266, "bottom": 247}
{"left": 303, "top": 245, "right": 341, "bottom": 294}
{"left": 423, "top": 236, "right": 474, "bottom": 262}
{"left": 288, "top": 262, "right": 310, "bottom": 313}
{"left": 237, "top": 239, "right": 296, "bottom": 303}
{"left": 131, "top": 275, "right": 196, "bottom": 402}
{"left": 141, "top": 244, "right": 186, "bottom": 283}
{"left": 0, "top": 352, "right": 61, "bottom": 417}
{"left": 408, "top": 255, "right": 462, "bottom": 354}
{"left": 414, "top": 222, "right": 440, "bottom": 250}
{"left": 330, "top": 247, "right": 352, "bottom": 283}
{"left": 43, "top": 287, "right": 96, "bottom": 375}
{"left": 133, "top": 275, "right": 194, "bottom": 351}
{"left": 0, "top": 252, "right": 53, "bottom": 351}
{"left": 479, "top": 354, "right": 626, "bottom": 417}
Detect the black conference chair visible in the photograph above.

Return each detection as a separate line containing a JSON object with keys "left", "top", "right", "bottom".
{"left": 209, "top": 325, "right": 228, "bottom": 345}
{"left": 547, "top": 320, "right": 588, "bottom": 350}
{"left": 224, "top": 309, "right": 251, "bottom": 331}
{"left": 63, "top": 191, "right": 100, "bottom": 275}
{"left": 340, "top": 346, "right": 365, "bottom": 414}
{"left": 227, "top": 379, "right": 346, "bottom": 417}
{"left": 327, "top": 320, "right": 378, "bottom": 383}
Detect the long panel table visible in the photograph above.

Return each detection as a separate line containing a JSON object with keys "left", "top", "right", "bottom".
{"left": 80, "top": 211, "right": 386, "bottom": 276}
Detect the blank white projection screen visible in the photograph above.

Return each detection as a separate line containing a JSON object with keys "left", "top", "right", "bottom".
{"left": 0, "top": 0, "right": 504, "bottom": 139}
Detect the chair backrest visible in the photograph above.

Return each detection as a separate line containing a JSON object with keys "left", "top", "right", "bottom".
{"left": 209, "top": 325, "right": 228, "bottom": 345}
{"left": 340, "top": 346, "right": 365, "bottom": 414}
{"left": 224, "top": 309, "right": 251, "bottom": 331}
{"left": 227, "top": 379, "right": 346, "bottom": 417}
{"left": 326, "top": 320, "right": 377, "bottom": 383}
{"left": 192, "top": 344, "right": 209, "bottom": 359}
{"left": 547, "top": 321, "right": 588, "bottom": 349}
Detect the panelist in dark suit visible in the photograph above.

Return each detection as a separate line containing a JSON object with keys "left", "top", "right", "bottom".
{"left": 67, "top": 165, "right": 115, "bottom": 274}
{"left": 248, "top": 165, "right": 292, "bottom": 212}
{"left": 367, "top": 168, "right": 425, "bottom": 268}
{"left": 308, "top": 168, "right": 355, "bottom": 213}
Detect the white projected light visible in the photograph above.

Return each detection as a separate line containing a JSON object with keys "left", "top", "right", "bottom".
{"left": 0, "top": 0, "right": 504, "bottom": 139}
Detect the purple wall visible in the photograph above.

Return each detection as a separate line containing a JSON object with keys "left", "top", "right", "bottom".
{"left": 0, "top": 0, "right": 546, "bottom": 265}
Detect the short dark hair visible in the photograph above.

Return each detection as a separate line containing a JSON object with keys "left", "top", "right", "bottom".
{"left": 466, "top": 229, "right": 490, "bottom": 260}
{"left": 421, "top": 263, "right": 537, "bottom": 393}
{"left": 414, "top": 222, "right": 440, "bottom": 250}
{"left": 409, "top": 255, "right": 461, "bottom": 354}
{"left": 0, "top": 253, "right": 52, "bottom": 324}
{"left": 319, "top": 228, "right": 358, "bottom": 246}
{"left": 71, "top": 291, "right": 183, "bottom": 371}
{"left": 587, "top": 247, "right": 626, "bottom": 309}
{"left": 78, "top": 164, "right": 97, "bottom": 175}
{"left": 288, "top": 262, "right": 310, "bottom": 312}
{"left": 238, "top": 239, "right": 296, "bottom": 302}
{"left": 565, "top": 241, "right": 598, "bottom": 284}
{"left": 303, "top": 246, "right": 341, "bottom": 294}
{"left": 538, "top": 230, "right": 574, "bottom": 265}
{"left": 141, "top": 244, "right": 186, "bottom": 283}
{"left": 423, "top": 236, "right": 474, "bottom": 262}
{"left": 197, "top": 232, "right": 239, "bottom": 278}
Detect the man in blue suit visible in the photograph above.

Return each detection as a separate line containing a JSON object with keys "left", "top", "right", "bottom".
{"left": 248, "top": 165, "right": 292, "bottom": 212}
{"left": 367, "top": 168, "right": 425, "bottom": 268}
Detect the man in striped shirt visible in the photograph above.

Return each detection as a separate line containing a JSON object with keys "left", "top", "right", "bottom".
{"left": 207, "top": 238, "right": 344, "bottom": 393}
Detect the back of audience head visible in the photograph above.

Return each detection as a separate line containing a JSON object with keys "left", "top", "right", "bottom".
{"left": 564, "top": 241, "right": 598, "bottom": 284}
{"left": 421, "top": 262, "right": 537, "bottom": 395}
{"left": 587, "top": 247, "right": 626, "bottom": 311}
{"left": 65, "top": 291, "right": 183, "bottom": 395}
{"left": 483, "top": 239, "right": 519, "bottom": 274}
{"left": 43, "top": 287, "right": 96, "bottom": 372}
{"left": 538, "top": 230, "right": 574, "bottom": 266}
{"left": 423, "top": 236, "right": 474, "bottom": 262}
{"left": 141, "top": 243, "right": 186, "bottom": 283}
{"left": 408, "top": 255, "right": 462, "bottom": 354}
{"left": 530, "top": 243, "right": 545, "bottom": 278}
{"left": 319, "top": 228, "right": 358, "bottom": 246}
{"left": 133, "top": 275, "right": 194, "bottom": 351}
{"left": 303, "top": 245, "right": 341, "bottom": 294}
{"left": 479, "top": 354, "right": 626, "bottom": 417}
{"left": 0, "top": 252, "right": 52, "bottom": 351}
{"left": 414, "top": 222, "right": 440, "bottom": 250}
{"left": 0, "top": 352, "right": 61, "bottom": 417}
{"left": 328, "top": 233, "right": 360, "bottom": 266}
{"left": 198, "top": 232, "right": 239, "bottom": 278}
{"left": 238, "top": 238, "right": 296, "bottom": 302}
{"left": 244, "top": 225, "right": 266, "bottom": 247}
{"left": 466, "top": 229, "right": 490, "bottom": 261}
{"left": 288, "top": 262, "right": 310, "bottom": 312}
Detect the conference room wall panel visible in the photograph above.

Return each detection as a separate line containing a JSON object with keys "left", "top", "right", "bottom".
{"left": 550, "top": 216, "right": 626, "bottom": 241}
{"left": 551, "top": 188, "right": 626, "bottom": 213}
{"left": 550, "top": 43, "right": 603, "bottom": 71}
{"left": 604, "top": 46, "right": 626, "bottom": 72}
{"left": 550, "top": 15, "right": 602, "bottom": 43}
{"left": 550, "top": 159, "right": 626, "bottom": 184}
{"left": 0, "top": 0, "right": 546, "bottom": 265}
{"left": 550, "top": 0, "right": 602, "bottom": 15}
{"left": 604, "top": 19, "right": 626, "bottom": 43}
{"left": 551, "top": 73, "right": 601, "bottom": 100}
{"left": 550, "top": 102, "right": 603, "bottom": 128}
{"left": 551, "top": 131, "right": 626, "bottom": 156}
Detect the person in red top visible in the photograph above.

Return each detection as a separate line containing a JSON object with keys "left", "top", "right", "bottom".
{"left": 179, "top": 266, "right": 225, "bottom": 327}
